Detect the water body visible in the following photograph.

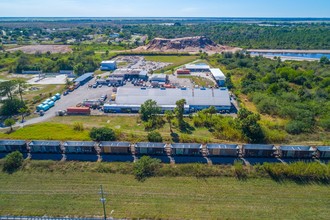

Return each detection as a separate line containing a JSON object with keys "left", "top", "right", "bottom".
{"left": 249, "top": 52, "right": 330, "bottom": 59}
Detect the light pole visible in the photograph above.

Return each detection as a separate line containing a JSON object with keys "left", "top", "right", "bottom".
{"left": 99, "top": 185, "right": 107, "bottom": 220}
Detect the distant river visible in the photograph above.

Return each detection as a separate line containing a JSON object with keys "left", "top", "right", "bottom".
{"left": 249, "top": 51, "right": 330, "bottom": 59}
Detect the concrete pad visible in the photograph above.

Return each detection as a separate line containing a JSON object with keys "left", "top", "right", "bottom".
{"left": 27, "top": 75, "right": 67, "bottom": 85}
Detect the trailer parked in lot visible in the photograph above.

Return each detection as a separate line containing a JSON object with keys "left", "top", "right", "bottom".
{"left": 67, "top": 107, "right": 91, "bottom": 115}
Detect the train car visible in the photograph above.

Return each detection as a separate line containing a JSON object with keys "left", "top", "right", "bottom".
{"left": 279, "top": 145, "right": 315, "bottom": 159}
{"left": 135, "top": 143, "right": 166, "bottom": 155}
{"left": 99, "top": 141, "right": 133, "bottom": 162}
{"left": 206, "top": 143, "right": 239, "bottom": 164}
{"left": 316, "top": 146, "right": 330, "bottom": 159}
{"left": 63, "top": 141, "right": 97, "bottom": 161}
{"left": 28, "top": 140, "right": 62, "bottom": 160}
{"left": 242, "top": 144, "right": 276, "bottom": 157}
{"left": 0, "top": 140, "right": 28, "bottom": 159}
{"left": 170, "top": 143, "right": 206, "bottom": 163}
{"left": 207, "top": 144, "right": 239, "bottom": 157}
{"left": 135, "top": 142, "right": 169, "bottom": 162}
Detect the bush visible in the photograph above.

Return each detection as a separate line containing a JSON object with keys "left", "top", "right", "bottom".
{"left": 90, "top": 127, "right": 116, "bottom": 141}
{"left": 133, "top": 156, "right": 161, "bottom": 181}
{"left": 3, "top": 151, "right": 24, "bottom": 173}
{"left": 233, "top": 160, "right": 247, "bottom": 180}
{"left": 73, "top": 122, "right": 84, "bottom": 131}
{"left": 147, "top": 131, "right": 163, "bottom": 142}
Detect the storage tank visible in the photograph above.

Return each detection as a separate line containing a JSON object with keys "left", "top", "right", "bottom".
{"left": 41, "top": 104, "right": 50, "bottom": 111}
{"left": 67, "top": 107, "right": 91, "bottom": 115}
{"left": 51, "top": 96, "right": 58, "bottom": 102}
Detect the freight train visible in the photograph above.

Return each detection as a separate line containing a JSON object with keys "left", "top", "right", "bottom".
{"left": 0, "top": 140, "right": 329, "bottom": 164}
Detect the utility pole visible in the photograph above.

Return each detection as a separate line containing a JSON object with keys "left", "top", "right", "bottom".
{"left": 99, "top": 185, "right": 107, "bottom": 220}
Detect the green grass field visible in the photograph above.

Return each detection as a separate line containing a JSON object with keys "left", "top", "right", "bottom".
{"left": 0, "top": 116, "right": 220, "bottom": 143}
{"left": 0, "top": 169, "right": 329, "bottom": 219}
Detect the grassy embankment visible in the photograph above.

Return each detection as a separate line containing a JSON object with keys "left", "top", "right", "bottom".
{"left": 0, "top": 116, "right": 218, "bottom": 143}
{"left": 0, "top": 161, "right": 329, "bottom": 219}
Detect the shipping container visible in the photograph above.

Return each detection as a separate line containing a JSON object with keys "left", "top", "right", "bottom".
{"left": 67, "top": 107, "right": 91, "bottom": 115}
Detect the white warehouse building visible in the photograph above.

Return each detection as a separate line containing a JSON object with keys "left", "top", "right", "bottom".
{"left": 100, "top": 61, "right": 117, "bottom": 71}
{"left": 210, "top": 68, "right": 226, "bottom": 86}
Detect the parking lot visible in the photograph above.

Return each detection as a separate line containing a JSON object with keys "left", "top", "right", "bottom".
{"left": 114, "top": 56, "right": 172, "bottom": 71}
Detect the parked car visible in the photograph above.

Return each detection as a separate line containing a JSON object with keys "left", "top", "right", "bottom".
{"left": 98, "top": 84, "right": 102, "bottom": 88}
{"left": 92, "top": 84, "right": 98, "bottom": 88}
{"left": 63, "top": 90, "right": 69, "bottom": 96}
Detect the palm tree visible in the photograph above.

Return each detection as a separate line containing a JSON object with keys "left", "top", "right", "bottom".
{"left": 18, "top": 107, "right": 29, "bottom": 123}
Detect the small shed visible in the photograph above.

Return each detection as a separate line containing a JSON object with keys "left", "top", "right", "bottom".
{"left": 316, "top": 146, "right": 330, "bottom": 159}
{"left": 170, "top": 143, "right": 202, "bottom": 156}
{"left": 99, "top": 142, "right": 131, "bottom": 154}
{"left": 243, "top": 144, "right": 276, "bottom": 158}
{"left": 63, "top": 141, "right": 96, "bottom": 154}
{"left": 279, "top": 145, "right": 315, "bottom": 159}
{"left": 0, "top": 140, "right": 28, "bottom": 158}
{"left": 29, "top": 141, "right": 62, "bottom": 153}
{"left": 206, "top": 144, "right": 238, "bottom": 157}
{"left": 135, "top": 142, "right": 166, "bottom": 155}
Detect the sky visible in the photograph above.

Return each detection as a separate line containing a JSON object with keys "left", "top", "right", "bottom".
{"left": 0, "top": 0, "right": 329, "bottom": 17}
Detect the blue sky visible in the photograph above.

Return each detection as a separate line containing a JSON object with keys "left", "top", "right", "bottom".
{"left": 0, "top": 0, "right": 329, "bottom": 17}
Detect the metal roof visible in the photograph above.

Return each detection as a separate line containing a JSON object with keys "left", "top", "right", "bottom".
{"left": 0, "top": 139, "right": 26, "bottom": 146}
{"left": 74, "top": 72, "right": 93, "bottom": 83}
{"left": 101, "top": 61, "right": 116, "bottom": 64}
{"left": 171, "top": 143, "right": 202, "bottom": 149}
{"left": 185, "top": 64, "right": 210, "bottom": 70}
{"left": 243, "top": 144, "right": 275, "bottom": 150}
{"left": 317, "top": 146, "right": 330, "bottom": 152}
{"left": 210, "top": 68, "right": 226, "bottom": 80}
{"left": 114, "top": 87, "right": 231, "bottom": 107}
{"left": 63, "top": 141, "right": 95, "bottom": 147}
{"left": 136, "top": 142, "right": 166, "bottom": 148}
{"left": 280, "top": 146, "right": 314, "bottom": 151}
{"left": 99, "top": 141, "right": 130, "bottom": 147}
{"left": 207, "top": 144, "right": 238, "bottom": 149}
{"left": 29, "top": 141, "right": 61, "bottom": 146}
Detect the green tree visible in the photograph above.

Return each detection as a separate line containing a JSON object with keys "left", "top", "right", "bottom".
{"left": 18, "top": 106, "right": 29, "bottom": 122}
{"left": 320, "top": 56, "right": 330, "bottom": 65}
{"left": 15, "top": 79, "right": 27, "bottom": 102}
{"left": 133, "top": 156, "right": 161, "bottom": 182}
{"left": 238, "top": 108, "right": 264, "bottom": 143}
{"left": 0, "top": 80, "right": 17, "bottom": 100}
{"left": 164, "top": 110, "right": 174, "bottom": 133}
{"left": 139, "top": 99, "right": 161, "bottom": 122}
{"left": 175, "top": 99, "right": 187, "bottom": 130}
{"left": 147, "top": 131, "right": 163, "bottom": 142}
{"left": 3, "top": 151, "right": 24, "bottom": 173}
{"left": 0, "top": 98, "right": 25, "bottom": 116}
{"left": 4, "top": 118, "right": 16, "bottom": 132}
{"left": 90, "top": 127, "right": 116, "bottom": 141}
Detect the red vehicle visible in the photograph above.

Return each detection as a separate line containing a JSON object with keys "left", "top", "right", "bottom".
{"left": 177, "top": 69, "right": 191, "bottom": 75}
{"left": 67, "top": 107, "right": 91, "bottom": 115}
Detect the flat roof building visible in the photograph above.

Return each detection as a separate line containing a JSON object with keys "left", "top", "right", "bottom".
{"left": 103, "top": 87, "right": 232, "bottom": 113}
{"left": 185, "top": 64, "right": 210, "bottom": 72}
{"left": 74, "top": 72, "right": 94, "bottom": 85}
{"left": 210, "top": 68, "right": 226, "bottom": 86}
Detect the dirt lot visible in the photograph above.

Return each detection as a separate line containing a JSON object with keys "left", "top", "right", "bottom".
{"left": 6, "top": 45, "right": 72, "bottom": 54}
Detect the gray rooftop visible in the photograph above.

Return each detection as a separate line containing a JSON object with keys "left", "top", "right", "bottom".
{"left": 99, "top": 141, "right": 130, "bottom": 147}
{"left": 63, "top": 141, "right": 95, "bottom": 147}
{"left": 207, "top": 144, "right": 238, "bottom": 149}
{"left": 317, "top": 146, "right": 330, "bottom": 152}
{"left": 171, "top": 143, "right": 202, "bottom": 149}
{"left": 243, "top": 144, "right": 275, "bottom": 150}
{"left": 29, "top": 141, "right": 61, "bottom": 146}
{"left": 74, "top": 72, "right": 93, "bottom": 83}
{"left": 136, "top": 142, "right": 166, "bottom": 148}
{"left": 0, "top": 140, "right": 26, "bottom": 146}
{"left": 115, "top": 87, "right": 231, "bottom": 107}
{"left": 280, "top": 146, "right": 313, "bottom": 151}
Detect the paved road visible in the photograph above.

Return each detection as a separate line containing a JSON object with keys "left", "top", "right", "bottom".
{"left": 21, "top": 79, "right": 113, "bottom": 127}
